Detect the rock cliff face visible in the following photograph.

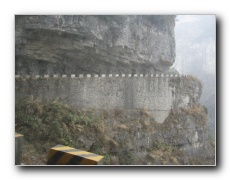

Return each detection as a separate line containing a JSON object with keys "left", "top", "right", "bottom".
{"left": 15, "top": 15, "right": 175, "bottom": 75}
{"left": 15, "top": 15, "right": 214, "bottom": 165}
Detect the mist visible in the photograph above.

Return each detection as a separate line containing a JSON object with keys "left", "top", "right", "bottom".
{"left": 173, "top": 15, "right": 216, "bottom": 137}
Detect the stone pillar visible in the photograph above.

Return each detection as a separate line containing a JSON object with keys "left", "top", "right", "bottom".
{"left": 15, "top": 133, "right": 24, "bottom": 165}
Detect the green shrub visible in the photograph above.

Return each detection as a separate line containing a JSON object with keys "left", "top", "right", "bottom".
{"left": 15, "top": 98, "right": 103, "bottom": 150}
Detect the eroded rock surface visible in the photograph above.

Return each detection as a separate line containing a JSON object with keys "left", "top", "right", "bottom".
{"left": 15, "top": 15, "right": 175, "bottom": 75}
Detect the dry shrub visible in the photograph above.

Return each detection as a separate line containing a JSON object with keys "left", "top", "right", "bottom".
{"left": 114, "top": 109, "right": 124, "bottom": 118}
{"left": 104, "top": 135, "right": 119, "bottom": 148}
{"left": 140, "top": 109, "right": 153, "bottom": 118}
{"left": 186, "top": 75, "right": 200, "bottom": 82}
{"left": 21, "top": 140, "right": 47, "bottom": 165}
{"left": 139, "top": 119, "right": 153, "bottom": 131}
{"left": 117, "top": 124, "right": 129, "bottom": 130}
{"left": 170, "top": 156, "right": 179, "bottom": 165}
{"left": 110, "top": 156, "right": 120, "bottom": 165}
{"left": 180, "top": 104, "right": 206, "bottom": 116}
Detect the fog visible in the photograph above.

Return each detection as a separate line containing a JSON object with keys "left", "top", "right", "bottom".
{"left": 173, "top": 15, "right": 216, "bottom": 137}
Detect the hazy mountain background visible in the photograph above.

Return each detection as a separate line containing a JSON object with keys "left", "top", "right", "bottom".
{"left": 173, "top": 15, "right": 216, "bottom": 138}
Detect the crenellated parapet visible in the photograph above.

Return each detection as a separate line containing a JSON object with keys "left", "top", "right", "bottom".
{"left": 15, "top": 74, "right": 188, "bottom": 79}
{"left": 15, "top": 73, "right": 190, "bottom": 124}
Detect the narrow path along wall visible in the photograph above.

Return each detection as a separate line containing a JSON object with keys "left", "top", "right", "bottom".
{"left": 15, "top": 74, "right": 186, "bottom": 123}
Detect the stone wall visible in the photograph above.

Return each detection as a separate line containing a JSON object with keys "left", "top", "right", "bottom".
{"left": 15, "top": 74, "right": 189, "bottom": 123}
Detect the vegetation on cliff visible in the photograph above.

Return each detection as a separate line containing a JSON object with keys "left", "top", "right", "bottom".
{"left": 15, "top": 98, "right": 214, "bottom": 165}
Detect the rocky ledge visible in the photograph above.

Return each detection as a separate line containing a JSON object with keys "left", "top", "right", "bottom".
{"left": 15, "top": 15, "right": 175, "bottom": 75}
